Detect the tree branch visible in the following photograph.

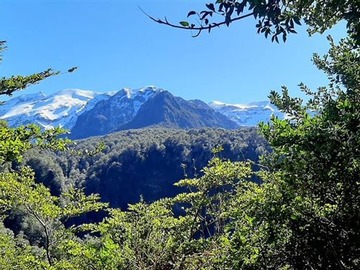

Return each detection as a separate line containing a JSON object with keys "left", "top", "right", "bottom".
{"left": 24, "top": 204, "right": 53, "bottom": 266}
{"left": 139, "top": 6, "right": 254, "bottom": 37}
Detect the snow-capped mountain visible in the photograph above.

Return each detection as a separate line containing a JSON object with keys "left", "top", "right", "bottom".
{"left": 112, "top": 91, "right": 238, "bottom": 134}
{"left": 70, "top": 86, "right": 164, "bottom": 138}
{"left": 209, "top": 100, "right": 285, "bottom": 126}
{"left": 0, "top": 89, "right": 113, "bottom": 130}
{"left": 0, "top": 86, "right": 286, "bottom": 139}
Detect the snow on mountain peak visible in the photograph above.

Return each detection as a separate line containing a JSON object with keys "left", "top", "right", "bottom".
{"left": 210, "top": 100, "right": 284, "bottom": 126}
{"left": 119, "top": 86, "right": 163, "bottom": 98}
{"left": 0, "top": 86, "right": 286, "bottom": 132}
{"left": 111, "top": 86, "right": 165, "bottom": 115}
{"left": 0, "top": 89, "right": 112, "bottom": 130}
{"left": 211, "top": 100, "right": 251, "bottom": 110}
{"left": 54, "top": 88, "right": 99, "bottom": 100}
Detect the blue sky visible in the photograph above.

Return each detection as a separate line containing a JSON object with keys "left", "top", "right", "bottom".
{"left": 0, "top": 1, "right": 346, "bottom": 104}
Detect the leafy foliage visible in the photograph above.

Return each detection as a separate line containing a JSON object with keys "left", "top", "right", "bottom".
{"left": 77, "top": 154, "right": 255, "bottom": 270}
{"left": 0, "top": 121, "right": 70, "bottom": 166}
{"left": 254, "top": 35, "right": 360, "bottom": 268}
{"left": 149, "top": 0, "right": 360, "bottom": 45}
{"left": 0, "top": 168, "right": 107, "bottom": 267}
{"left": 0, "top": 42, "right": 77, "bottom": 99}
{"left": 0, "top": 40, "right": 107, "bottom": 268}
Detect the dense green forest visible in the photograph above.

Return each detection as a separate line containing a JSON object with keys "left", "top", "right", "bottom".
{"left": 24, "top": 128, "right": 266, "bottom": 209}
{"left": 0, "top": 0, "right": 359, "bottom": 269}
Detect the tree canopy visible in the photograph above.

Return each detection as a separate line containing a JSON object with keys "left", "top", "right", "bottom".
{"left": 148, "top": 0, "right": 360, "bottom": 45}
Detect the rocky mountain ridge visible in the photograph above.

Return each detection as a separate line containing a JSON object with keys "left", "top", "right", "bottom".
{"left": 0, "top": 86, "right": 285, "bottom": 139}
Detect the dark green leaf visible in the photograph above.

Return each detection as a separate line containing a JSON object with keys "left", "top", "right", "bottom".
{"left": 187, "top": 11, "right": 196, "bottom": 17}
{"left": 293, "top": 17, "right": 301, "bottom": 25}
{"left": 206, "top": 3, "right": 215, "bottom": 12}
{"left": 179, "top": 21, "right": 190, "bottom": 27}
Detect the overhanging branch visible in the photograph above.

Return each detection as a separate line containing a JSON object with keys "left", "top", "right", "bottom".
{"left": 139, "top": 6, "right": 254, "bottom": 37}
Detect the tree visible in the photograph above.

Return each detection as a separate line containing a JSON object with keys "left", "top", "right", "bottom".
{"left": 0, "top": 41, "right": 57, "bottom": 98}
{"left": 254, "top": 35, "right": 360, "bottom": 268}
{"left": 0, "top": 168, "right": 107, "bottom": 267}
{"left": 0, "top": 41, "right": 107, "bottom": 268}
{"left": 147, "top": 0, "right": 360, "bottom": 45}
{"left": 143, "top": 1, "right": 360, "bottom": 269}
{"left": 0, "top": 41, "right": 77, "bottom": 98}
{"left": 201, "top": 35, "right": 359, "bottom": 269}
{"left": 80, "top": 152, "right": 254, "bottom": 270}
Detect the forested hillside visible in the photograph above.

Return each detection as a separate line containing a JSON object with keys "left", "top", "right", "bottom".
{"left": 25, "top": 127, "right": 266, "bottom": 209}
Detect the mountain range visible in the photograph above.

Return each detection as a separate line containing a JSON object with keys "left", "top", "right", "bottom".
{"left": 0, "top": 86, "right": 285, "bottom": 139}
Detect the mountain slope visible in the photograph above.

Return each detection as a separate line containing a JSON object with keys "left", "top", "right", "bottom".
{"left": 117, "top": 91, "right": 238, "bottom": 131}
{"left": 0, "top": 86, "right": 287, "bottom": 139}
{"left": 70, "top": 86, "right": 162, "bottom": 139}
{"left": 0, "top": 89, "right": 112, "bottom": 130}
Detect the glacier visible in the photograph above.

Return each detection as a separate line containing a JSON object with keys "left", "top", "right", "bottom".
{"left": 0, "top": 89, "right": 113, "bottom": 130}
{"left": 209, "top": 100, "right": 285, "bottom": 126}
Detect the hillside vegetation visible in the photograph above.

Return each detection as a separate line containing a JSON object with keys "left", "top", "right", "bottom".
{"left": 25, "top": 127, "right": 265, "bottom": 209}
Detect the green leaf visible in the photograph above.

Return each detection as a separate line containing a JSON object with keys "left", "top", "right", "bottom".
{"left": 179, "top": 21, "right": 190, "bottom": 27}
